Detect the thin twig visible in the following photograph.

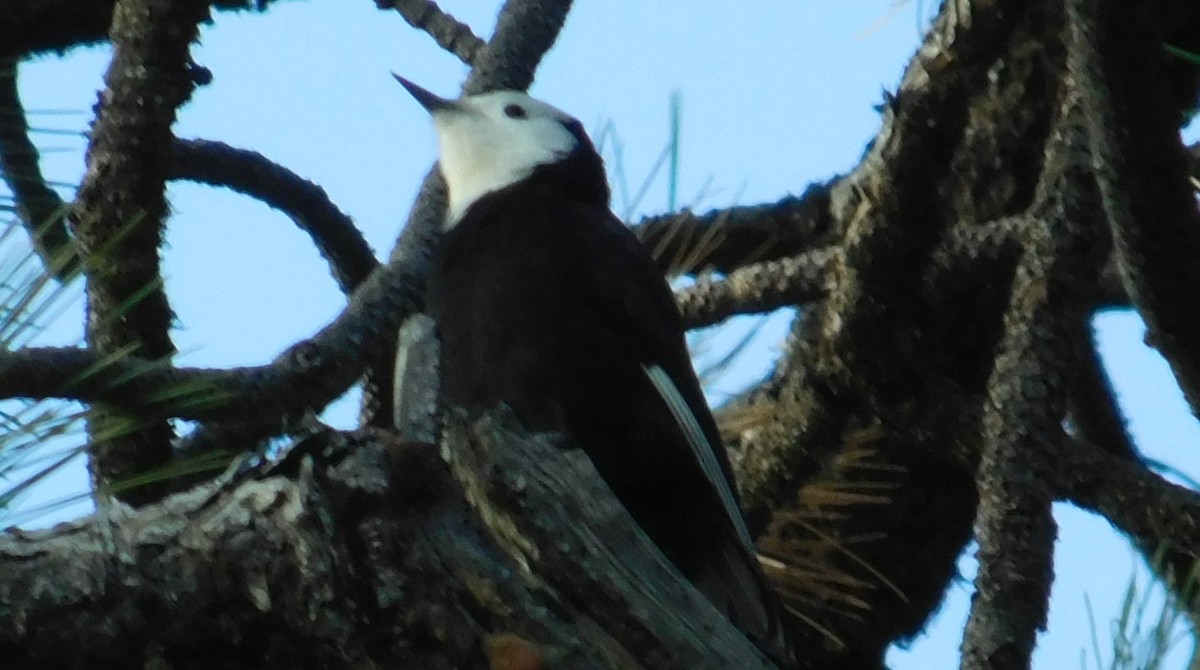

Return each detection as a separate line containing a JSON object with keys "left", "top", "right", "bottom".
{"left": 0, "top": 59, "right": 76, "bottom": 280}
{"left": 383, "top": 0, "right": 484, "bottom": 66}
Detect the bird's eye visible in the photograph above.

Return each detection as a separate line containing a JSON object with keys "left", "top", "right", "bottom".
{"left": 504, "top": 103, "right": 527, "bottom": 119}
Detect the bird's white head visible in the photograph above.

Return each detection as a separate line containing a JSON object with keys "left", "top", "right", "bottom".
{"left": 395, "top": 76, "right": 584, "bottom": 227}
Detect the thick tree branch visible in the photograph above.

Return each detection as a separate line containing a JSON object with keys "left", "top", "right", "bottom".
{"left": 169, "top": 138, "right": 379, "bottom": 294}
{"left": 676, "top": 248, "right": 832, "bottom": 329}
{"left": 0, "top": 419, "right": 779, "bottom": 669}
{"left": 0, "top": 0, "right": 290, "bottom": 59}
{"left": 443, "top": 413, "right": 779, "bottom": 669}
{"left": 963, "top": 6, "right": 1115, "bottom": 658}
{"left": 733, "top": 2, "right": 1038, "bottom": 524}
{"left": 811, "top": 1, "right": 1042, "bottom": 398}
{"left": 70, "top": 0, "right": 211, "bottom": 506}
{"left": 0, "top": 229, "right": 427, "bottom": 420}
{"left": 723, "top": 6, "right": 1165, "bottom": 664}
{"left": 1087, "top": 0, "right": 1200, "bottom": 418}
{"left": 960, "top": 234, "right": 1063, "bottom": 670}
{"left": 1058, "top": 436, "right": 1200, "bottom": 565}
{"left": 0, "top": 462, "right": 359, "bottom": 667}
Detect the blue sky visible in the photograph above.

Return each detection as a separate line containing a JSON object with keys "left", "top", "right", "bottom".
{"left": 5, "top": 2, "right": 1199, "bottom": 667}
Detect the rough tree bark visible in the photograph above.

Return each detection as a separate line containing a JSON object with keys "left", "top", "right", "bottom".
{"left": 1, "top": 1, "right": 1200, "bottom": 669}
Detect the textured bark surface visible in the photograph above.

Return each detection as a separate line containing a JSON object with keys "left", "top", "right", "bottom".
{"left": 2, "top": 0, "right": 1200, "bottom": 668}
{"left": 0, "top": 421, "right": 773, "bottom": 670}
{"left": 70, "top": 0, "right": 211, "bottom": 506}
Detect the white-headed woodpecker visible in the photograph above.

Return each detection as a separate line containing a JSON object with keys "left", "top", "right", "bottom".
{"left": 396, "top": 76, "right": 794, "bottom": 667}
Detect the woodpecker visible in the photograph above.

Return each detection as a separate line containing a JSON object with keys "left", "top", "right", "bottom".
{"left": 396, "top": 76, "right": 793, "bottom": 667}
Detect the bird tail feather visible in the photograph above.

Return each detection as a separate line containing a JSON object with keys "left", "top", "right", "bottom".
{"left": 642, "top": 364, "right": 796, "bottom": 667}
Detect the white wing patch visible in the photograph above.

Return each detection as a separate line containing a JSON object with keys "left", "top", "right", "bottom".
{"left": 641, "top": 363, "right": 755, "bottom": 549}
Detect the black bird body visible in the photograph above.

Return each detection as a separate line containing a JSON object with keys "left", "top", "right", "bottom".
{"left": 400, "top": 77, "right": 792, "bottom": 666}
{"left": 430, "top": 154, "right": 738, "bottom": 581}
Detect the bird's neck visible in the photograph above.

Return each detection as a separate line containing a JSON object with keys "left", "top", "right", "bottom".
{"left": 444, "top": 146, "right": 610, "bottom": 229}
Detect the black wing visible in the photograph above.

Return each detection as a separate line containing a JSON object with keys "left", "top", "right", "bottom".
{"left": 569, "top": 202, "right": 788, "bottom": 649}
{"left": 430, "top": 172, "right": 792, "bottom": 666}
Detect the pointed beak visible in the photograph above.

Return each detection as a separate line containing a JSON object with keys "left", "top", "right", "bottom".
{"left": 393, "top": 74, "right": 457, "bottom": 114}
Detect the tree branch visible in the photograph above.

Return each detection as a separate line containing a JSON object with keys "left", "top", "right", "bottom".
{"left": 673, "top": 213, "right": 1129, "bottom": 331}
{"left": 962, "top": 8, "right": 1115, "bottom": 658}
{"left": 0, "top": 225, "right": 425, "bottom": 420}
{"left": 1086, "top": 0, "right": 1200, "bottom": 418}
{"left": 1058, "top": 436, "right": 1200, "bottom": 565}
{"left": 676, "top": 247, "right": 832, "bottom": 329}
{"left": 816, "top": 360, "right": 1200, "bottom": 573}
{"left": 0, "top": 460, "right": 360, "bottom": 666}
{"left": 632, "top": 182, "right": 835, "bottom": 276}
{"left": 732, "top": 1, "right": 1036, "bottom": 525}
{"left": 0, "top": 419, "right": 780, "bottom": 668}
{"left": 443, "top": 412, "right": 780, "bottom": 669}
{"left": 1062, "top": 305, "right": 1200, "bottom": 625}
{"left": 960, "top": 234, "right": 1063, "bottom": 670}
{"left": 381, "top": 0, "right": 484, "bottom": 66}
{"left": 169, "top": 138, "right": 379, "bottom": 295}
{"left": 0, "top": 347, "right": 270, "bottom": 422}
{"left": 0, "top": 59, "right": 76, "bottom": 280}
{"left": 461, "top": 0, "right": 573, "bottom": 95}
{"left": 0, "top": 0, "right": 291, "bottom": 59}
{"left": 69, "top": 0, "right": 212, "bottom": 506}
